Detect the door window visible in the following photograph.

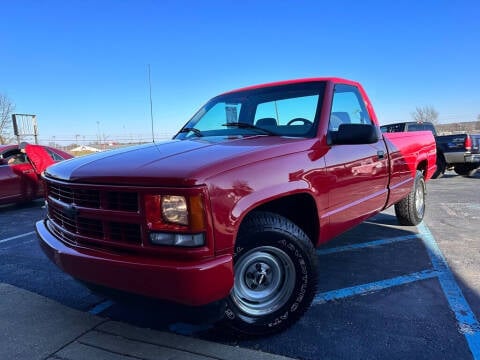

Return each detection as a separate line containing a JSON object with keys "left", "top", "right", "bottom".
{"left": 329, "top": 85, "right": 372, "bottom": 131}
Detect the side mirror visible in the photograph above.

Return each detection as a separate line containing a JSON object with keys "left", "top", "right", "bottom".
{"left": 330, "top": 124, "right": 379, "bottom": 145}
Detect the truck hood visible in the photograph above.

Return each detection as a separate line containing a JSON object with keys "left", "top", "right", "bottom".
{"left": 46, "top": 136, "right": 316, "bottom": 186}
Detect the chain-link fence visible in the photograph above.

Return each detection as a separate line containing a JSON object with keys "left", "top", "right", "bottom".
{"left": 11, "top": 131, "right": 175, "bottom": 155}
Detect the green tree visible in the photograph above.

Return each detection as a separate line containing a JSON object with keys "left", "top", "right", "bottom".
{"left": 411, "top": 106, "right": 439, "bottom": 125}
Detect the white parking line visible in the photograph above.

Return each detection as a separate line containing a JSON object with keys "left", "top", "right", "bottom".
{"left": 0, "top": 231, "right": 36, "bottom": 244}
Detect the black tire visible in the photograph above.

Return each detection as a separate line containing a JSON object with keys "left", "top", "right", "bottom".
{"left": 394, "top": 170, "right": 426, "bottom": 226}
{"left": 223, "top": 211, "right": 318, "bottom": 336}
{"left": 432, "top": 153, "right": 446, "bottom": 179}
{"left": 454, "top": 164, "right": 478, "bottom": 177}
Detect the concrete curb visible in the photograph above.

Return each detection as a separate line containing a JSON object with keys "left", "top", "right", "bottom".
{"left": 0, "top": 283, "right": 294, "bottom": 360}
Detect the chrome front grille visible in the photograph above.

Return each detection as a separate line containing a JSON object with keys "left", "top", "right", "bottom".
{"left": 49, "top": 205, "right": 103, "bottom": 238}
{"left": 46, "top": 182, "right": 139, "bottom": 212}
{"left": 45, "top": 180, "right": 143, "bottom": 251}
{"left": 48, "top": 183, "right": 101, "bottom": 208}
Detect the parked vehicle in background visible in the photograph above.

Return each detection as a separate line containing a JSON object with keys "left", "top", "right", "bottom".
{"left": 381, "top": 121, "right": 480, "bottom": 178}
{"left": 436, "top": 134, "right": 480, "bottom": 177}
{"left": 0, "top": 144, "right": 73, "bottom": 205}
{"left": 36, "top": 78, "right": 436, "bottom": 336}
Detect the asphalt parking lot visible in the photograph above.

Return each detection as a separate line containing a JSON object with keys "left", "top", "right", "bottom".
{"left": 1, "top": 170, "right": 479, "bottom": 359}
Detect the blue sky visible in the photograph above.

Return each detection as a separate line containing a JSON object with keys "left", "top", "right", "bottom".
{"left": 1, "top": 0, "right": 479, "bottom": 144}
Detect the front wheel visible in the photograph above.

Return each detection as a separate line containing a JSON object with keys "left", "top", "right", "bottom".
{"left": 395, "top": 170, "right": 426, "bottom": 226}
{"left": 223, "top": 211, "right": 318, "bottom": 336}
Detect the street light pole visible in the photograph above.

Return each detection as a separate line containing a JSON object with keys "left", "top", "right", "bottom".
{"left": 96, "top": 121, "right": 100, "bottom": 146}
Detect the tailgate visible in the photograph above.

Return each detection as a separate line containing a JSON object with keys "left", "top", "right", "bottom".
{"left": 471, "top": 135, "right": 480, "bottom": 154}
{"left": 438, "top": 134, "right": 467, "bottom": 151}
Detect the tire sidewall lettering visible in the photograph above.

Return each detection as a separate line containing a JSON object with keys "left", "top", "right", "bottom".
{"left": 225, "top": 308, "right": 236, "bottom": 320}
{"left": 223, "top": 212, "right": 318, "bottom": 335}
{"left": 270, "top": 238, "right": 310, "bottom": 327}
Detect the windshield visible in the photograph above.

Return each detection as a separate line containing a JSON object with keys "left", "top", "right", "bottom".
{"left": 174, "top": 82, "right": 325, "bottom": 139}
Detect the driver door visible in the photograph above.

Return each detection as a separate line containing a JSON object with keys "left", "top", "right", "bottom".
{"left": 323, "top": 84, "right": 389, "bottom": 239}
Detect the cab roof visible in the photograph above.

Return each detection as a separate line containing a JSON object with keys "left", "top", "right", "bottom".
{"left": 221, "top": 77, "right": 360, "bottom": 95}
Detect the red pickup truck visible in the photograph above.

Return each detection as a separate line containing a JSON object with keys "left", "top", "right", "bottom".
{"left": 36, "top": 78, "right": 436, "bottom": 336}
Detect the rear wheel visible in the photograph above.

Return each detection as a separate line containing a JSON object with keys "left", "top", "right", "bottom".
{"left": 395, "top": 170, "right": 426, "bottom": 226}
{"left": 223, "top": 211, "right": 318, "bottom": 336}
{"left": 432, "top": 153, "right": 446, "bottom": 179}
{"left": 454, "top": 164, "right": 478, "bottom": 177}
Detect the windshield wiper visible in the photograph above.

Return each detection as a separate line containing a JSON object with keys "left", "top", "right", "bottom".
{"left": 178, "top": 127, "right": 203, "bottom": 137}
{"left": 222, "top": 122, "right": 276, "bottom": 136}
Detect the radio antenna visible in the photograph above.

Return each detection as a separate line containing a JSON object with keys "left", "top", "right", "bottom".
{"left": 148, "top": 64, "right": 155, "bottom": 142}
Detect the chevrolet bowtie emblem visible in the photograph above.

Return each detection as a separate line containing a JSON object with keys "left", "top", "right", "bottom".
{"left": 64, "top": 203, "right": 79, "bottom": 219}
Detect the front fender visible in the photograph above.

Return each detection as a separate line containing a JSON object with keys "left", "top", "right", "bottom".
{"left": 231, "top": 180, "right": 311, "bottom": 220}
{"left": 208, "top": 179, "right": 317, "bottom": 255}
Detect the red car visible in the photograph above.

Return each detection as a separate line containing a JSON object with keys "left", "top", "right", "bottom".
{"left": 0, "top": 144, "right": 73, "bottom": 205}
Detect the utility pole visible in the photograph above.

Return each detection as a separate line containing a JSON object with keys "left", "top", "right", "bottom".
{"left": 96, "top": 121, "right": 100, "bottom": 146}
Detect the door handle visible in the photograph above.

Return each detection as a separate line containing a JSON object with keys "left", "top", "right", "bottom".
{"left": 377, "top": 150, "right": 385, "bottom": 160}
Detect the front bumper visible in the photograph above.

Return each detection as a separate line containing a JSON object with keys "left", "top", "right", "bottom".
{"left": 36, "top": 220, "right": 233, "bottom": 306}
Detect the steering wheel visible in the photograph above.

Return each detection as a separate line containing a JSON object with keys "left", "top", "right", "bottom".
{"left": 287, "top": 118, "right": 312, "bottom": 126}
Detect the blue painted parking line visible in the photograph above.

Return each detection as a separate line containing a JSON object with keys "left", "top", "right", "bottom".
{"left": 313, "top": 269, "right": 439, "bottom": 304}
{"left": 316, "top": 234, "right": 419, "bottom": 255}
{"left": 418, "top": 223, "right": 480, "bottom": 359}
{"left": 169, "top": 322, "right": 213, "bottom": 336}
{"left": 313, "top": 223, "right": 480, "bottom": 359}
{"left": 88, "top": 300, "right": 115, "bottom": 315}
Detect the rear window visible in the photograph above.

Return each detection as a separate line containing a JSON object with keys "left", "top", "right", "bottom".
{"left": 407, "top": 123, "right": 436, "bottom": 135}
{"left": 380, "top": 123, "right": 406, "bottom": 133}
{"left": 380, "top": 122, "right": 436, "bottom": 136}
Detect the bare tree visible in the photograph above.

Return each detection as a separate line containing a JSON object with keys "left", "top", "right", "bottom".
{"left": 0, "top": 93, "right": 15, "bottom": 144}
{"left": 411, "top": 106, "right": 439, "bottom": 125}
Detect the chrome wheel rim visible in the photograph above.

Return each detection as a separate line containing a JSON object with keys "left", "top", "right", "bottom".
{"left": 415, "top": 181, "right": 425, "bottom": 218}
{"left": 231, "top": 246, "right": 296, "bottom": 316}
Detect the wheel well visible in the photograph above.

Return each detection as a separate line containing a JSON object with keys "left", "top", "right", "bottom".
{"left": 417, "top": 160, "right": 427, "bottom": 176}
{"left": 245, "top": 194, "right": 319, "bottom": 245}
{"left": 436, "top": 148, "right": 445, "bottom": 161}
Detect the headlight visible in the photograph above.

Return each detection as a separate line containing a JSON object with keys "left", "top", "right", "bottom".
{"left": 161, "top": 195, "right": 188, "bottom": 225}
{"left": 144, "top": 193, "right": 207, "bottom": 245}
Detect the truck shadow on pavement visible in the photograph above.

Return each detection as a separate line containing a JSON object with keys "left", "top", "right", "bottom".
{"left": 194, "top": 213, "right": 480, "bottom": 359}
{"left": 99, "top": 213, "right": 420, "bottom": 333}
